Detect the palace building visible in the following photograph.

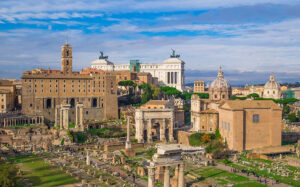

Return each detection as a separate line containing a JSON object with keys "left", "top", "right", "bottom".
{"left": 91, "top": 50, "right": 185, "bottom": 91}
{"left": 21, "top": 42, "right": 118, "bottom": 124}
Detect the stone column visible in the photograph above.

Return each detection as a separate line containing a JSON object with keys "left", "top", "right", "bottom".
{"left": 60, "top": 108, "right": 63, "bottom": 129}
{"left": 86, "top": 150, "right": 90, "bottom": 165}
{"left": 169, "top": 117, "right": 174, "bottom": 142}
{"left": 125, "top": 116, "right": 132, "bottom": 149}
{"left": 164, "top": 166, "right": 170, "bottom": 187}
{"left": 178, "top": 164, "right": 185, "bottom": 187}
{"left": 55, "top": 107, "right": 58, "bottom": 127}
{"left": 148, "top": 167, "right": 155, "bottom": 187}
{"left": 63, "top": 108, "right": 69, "bottom": 129}
{"left": 160, "top": 119, "right": 166, "bottom": 142}
{"left": 75, "top": 105, "right": 78, "bottom": 129}
{"left": 79, "top": 104, "right": 84, "bottom": 131}
{"left": 147, "top": 119, "right": 152, "bottom": 143}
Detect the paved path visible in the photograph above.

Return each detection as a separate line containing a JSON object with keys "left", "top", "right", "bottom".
{"left": 215, "top": 163, "right": 289, "bottom": 187}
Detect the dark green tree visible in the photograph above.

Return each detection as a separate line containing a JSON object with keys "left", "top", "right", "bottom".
{"left": 0, "top": 160, "right": 19, "bottom": 187}
{"left": 214, "top": 128, "right": 221, "bottom": 139}
{"left": 287, "top": 113, "right": 298, "bottom": 122}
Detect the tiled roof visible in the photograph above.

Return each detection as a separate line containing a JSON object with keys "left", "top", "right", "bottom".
{"left": 220, "top": 100, "right": 281, "bottom": 110}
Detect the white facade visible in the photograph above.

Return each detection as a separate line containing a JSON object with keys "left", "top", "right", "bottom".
{"left": 91, "top": 54, "right": 185, "bottom": 91}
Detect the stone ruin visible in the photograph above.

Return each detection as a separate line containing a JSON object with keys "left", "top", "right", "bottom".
{"left": 148, "top": 144, "right": 185, "bottom": 187}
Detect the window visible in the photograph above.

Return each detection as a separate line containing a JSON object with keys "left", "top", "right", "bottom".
{"left": 215, "top": 94, "right": 217, "bottom": 98}
{"left": 253, "top": 114, "right": 260, "bottom": 123}
{"left": 228, "top": 123, "right": 230, "bottom": 131}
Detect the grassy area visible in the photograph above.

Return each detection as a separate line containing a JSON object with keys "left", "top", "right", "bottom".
{"left": 189, "top": 167, "right": 267, "bottom": 186}
{"left": 9, "top": 155, "right": 79, "bottom": 187}
{"left": 87, "top": 127, "right": 126, "bottom": 138}
{"left": 219, "top": 155, "right": 300, "bottom": 187}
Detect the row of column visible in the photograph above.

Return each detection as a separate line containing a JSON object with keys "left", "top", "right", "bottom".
{"left": 55, "top": 103, "right": 84, "bottom": 131}
{"left": 55, "top": 104, "right": 70, "bottom": 129}
{"left": 167, "top": 72, "right": 178, "bottom": 84}
{"left": 1, "top": 116, "right": 44, "bottom": 128}
{"left": 148, "top": 164, "right": 185, "bottom": 187}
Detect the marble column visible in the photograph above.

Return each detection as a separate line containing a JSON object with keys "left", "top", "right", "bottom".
{"left": 169, "top": 117, "right": 174, "bottom": 142}
{"left": 125, "top": 116, "right": 132, "bottom": 149}
{"left": 60, "top": 108, "right": 63, "bottom": 129}
{"left": 75, "top": 105, "right": 78, "bottom": 129}
{"left": 178, "top": 164, "right": 185, "bottom": 187}
{"left": 55, "top": 107, "right": 58, "bottom": 127}
{"left": 148, "top": 167, "right": 155, "bottom": 187}
{"left": 137, "top": 119, "right": 144, "bottom": 143}
{"left": 147, "top": 119, "right": 152, "bottom": 143}
{"left": 160, "top": 119, "right": 166, "bottom": 142}
{"left": 86, "top": 150, "right": 90, "bottom": 165}
{"left": 164, "top": 166, "right": 170, "bottom": 187}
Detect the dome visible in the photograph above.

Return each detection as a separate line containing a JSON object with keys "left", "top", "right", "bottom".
{"left": 210, "top": 67, "right": 231, "bottom": 89}
{"left": 264, "top": 75, "right": 280, "bottom": 90}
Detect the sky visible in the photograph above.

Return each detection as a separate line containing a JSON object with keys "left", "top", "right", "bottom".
{"left": 0, "top": 0, "right": 300, "bottom": 86}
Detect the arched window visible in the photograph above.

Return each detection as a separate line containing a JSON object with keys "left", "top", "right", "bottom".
{"left": 214, "top": 94, "right": 217, "bottom": 98}
{"left": 222, "top": 94, "right": 225, "bottom": 99}
{"left": 66, "top": 50, "right": 69, "bottom": 57}
{"left": 66, "top": 60, "right": 69, "bottom": 65}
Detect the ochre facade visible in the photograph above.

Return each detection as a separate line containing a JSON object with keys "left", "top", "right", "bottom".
{"left": 21, "top": 43, "right": 118, "bottom": 124}
{"left": 218, "top": 100, "right": 282, "bottom": 151}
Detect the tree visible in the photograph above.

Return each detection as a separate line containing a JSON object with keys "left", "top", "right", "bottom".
{"left": 287, "top": 113, "right": 298, "bottom": 122}
{"left": 205, "top": 139, "right": 229, "bottom": 159}
{"left": 215, "top": 128, "right": 221, "bottom": 139}
{"left": 201, "top": 134, "right": 211, "bottom": 143}
{"left": 282, "top": 105, "right": 290, "bottom": 116}
{"left": 247, "top": 93, "right": 259, "bottom": 98}
{"left": 0, "top": 160, "right": 19, "bottom": 187}
{"left": 195, "top": 93, "right": 209, "bottom": 99}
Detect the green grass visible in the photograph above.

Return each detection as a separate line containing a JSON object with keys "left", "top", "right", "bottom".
{"left": 221, "top": 156, "right": 300, "bottom": 187}
{"left": 69, "top": 123, "right": 75, "bottom": 128}
{"left": 87, "top": 127, "right": 126, "bottom": 138}
{"left": 234, "top": 182, "right": 268, "bottom": 187}
{"left": 190, "top": 167, "right": 268, "bottom": 186}
{"left": 9, "top": 155, "right": 79, "bottom": 187}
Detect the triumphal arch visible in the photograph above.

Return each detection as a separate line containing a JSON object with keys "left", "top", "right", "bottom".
{"left": 135, "top": 100, "right": 175, "bottom": 143}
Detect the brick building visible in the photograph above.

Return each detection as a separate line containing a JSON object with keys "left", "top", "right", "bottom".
{"left": 193, "top": 80, "right": 205, "bottom": 93}
{"left": 218, "top": 100, "right": 282, "bottom": 151}
{"left": 21, "top": 42, "right": 118, "bottom": 124}
{"left": 0, "top": 80, "right": 16, "bottom": 113}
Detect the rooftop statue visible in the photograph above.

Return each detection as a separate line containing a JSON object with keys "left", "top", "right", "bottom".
{"left": 99, "top": 51, "right": 108, "bottom": 59}
{"left": 170, "top": 49, "right": 180, "bottom": 58}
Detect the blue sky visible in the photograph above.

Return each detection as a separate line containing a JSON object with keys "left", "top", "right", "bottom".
{"left": 0, "top": 0, "right": 300, "bottom": 85}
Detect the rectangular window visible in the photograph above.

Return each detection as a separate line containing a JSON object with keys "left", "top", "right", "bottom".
{"left": 253, "top": 114, "right": 260, "bottom": 123}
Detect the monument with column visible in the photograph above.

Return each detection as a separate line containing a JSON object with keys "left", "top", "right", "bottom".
{"left": 148, "top": 144, "right": 185, "bottom": 187}
{"left": 123, "top": 116, "right": 136, "bottom": 157}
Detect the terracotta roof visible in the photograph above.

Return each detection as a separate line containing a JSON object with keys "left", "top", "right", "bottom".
{"left": 200, "top": 109, "right": 218, "bottom": 114}
{"left": 219, "top": 100, "right": 281, "bottom": 110}
{"left": 144, "top": 100, "right": 169, "bottom": 106}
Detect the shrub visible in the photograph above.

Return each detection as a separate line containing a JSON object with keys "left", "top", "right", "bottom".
{"left": 189, "top": 133, "right": 204, "bottom": 146}
{"left": 201, "top": 134, "right": 211, "bottom": 143}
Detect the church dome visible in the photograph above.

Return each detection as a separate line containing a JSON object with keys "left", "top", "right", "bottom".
{"left": 264, "top": 75, "right": 280, "bottom": 90}
{"left": 210, "top": 67, "right": 231, "bottom": 89}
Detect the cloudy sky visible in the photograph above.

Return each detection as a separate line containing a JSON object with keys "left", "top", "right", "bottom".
{"left": 0, "top": 0, "right": 300, "bottom": 85}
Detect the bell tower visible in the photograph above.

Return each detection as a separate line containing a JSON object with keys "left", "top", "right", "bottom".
{"left": 61, "top": 41, "right": 72, "bottom": 74}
